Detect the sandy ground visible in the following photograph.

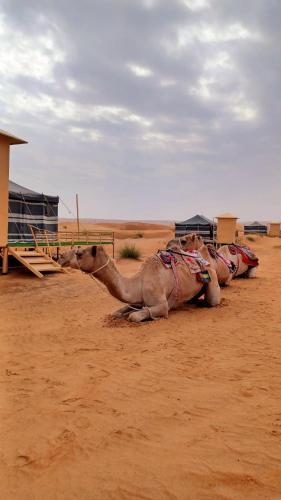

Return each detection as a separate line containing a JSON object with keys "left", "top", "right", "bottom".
{"left": 1, "top": 227, "right": 281, "bottom": 499}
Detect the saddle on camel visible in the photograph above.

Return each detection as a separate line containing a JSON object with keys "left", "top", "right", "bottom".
{"left": 166, "top": 234, "right": 259, "bottom": 284}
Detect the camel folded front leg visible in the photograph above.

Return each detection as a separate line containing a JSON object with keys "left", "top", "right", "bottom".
{"left": 128, "top": 301, "right": 169, "bottom": 322}
{"left": 204, "top": 268, "right": 221, "bottom": 307}
{"left": 247, "top": 267, "right": 256, "bottom": 278}
{"left": 112, "top": 304, "right": 142, "bottom": 318}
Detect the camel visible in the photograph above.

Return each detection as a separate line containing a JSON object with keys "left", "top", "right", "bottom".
{"left": 218, "top": 244, "right": 258, "bottom": 278}
{"left": 167, "top": 234, "right": 233, "bottom": 286}
{"left": 167, "top": 234, "right": 258, "bottom": 281}
{"left": 59, "top": 245, "right": 221, "bottom": 322}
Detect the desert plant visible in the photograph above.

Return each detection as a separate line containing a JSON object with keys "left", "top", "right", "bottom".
{"left": 246, "top": 235, "right": 256, "bottom": 242}
{"left": 134, "top": 232, "right": 144, "bottom": 238}
{"left": 119, "top": 244, "right": 141, "bottom": 259}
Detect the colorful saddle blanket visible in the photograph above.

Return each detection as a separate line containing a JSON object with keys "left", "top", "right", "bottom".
{"left": 228, "top": 244, "right": 259, "bottom": 267}
{"left": 207, "top": 245, "right": 236, "bottom": 273}
{"left": 156, "top": 249, "right": 211, "bottom": 282}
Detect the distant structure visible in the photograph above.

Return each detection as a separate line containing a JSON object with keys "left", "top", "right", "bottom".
{"left": 8, "top": 181, "right": 59, "bottom": 243}
{"left": 216, "top": 213, "right": 238, "bottom": 245}
{"left": 269, "top": 222, "right": 280, "bottom": 237}
{"left": 244, "top": 221, "right": 268, "bottom": 235}
{"left": 175, "top": 214, "right": 215, "bottom": 241}
{"left": 0, "top": 129, "right": 114, "bottom": 278}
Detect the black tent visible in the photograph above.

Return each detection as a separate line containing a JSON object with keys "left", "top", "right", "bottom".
{"left": 244, "top": 221, "right": 267, "bottom": 235}
{"left": 8, "top": 181, "right": 59, "bottom": 243}
{"left": 175, "top": 214, "right": 215, "bottom": 240}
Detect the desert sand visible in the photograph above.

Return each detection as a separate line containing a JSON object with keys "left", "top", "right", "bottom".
{"left": 1, "top": 223, "right": 281, "bottom": 499}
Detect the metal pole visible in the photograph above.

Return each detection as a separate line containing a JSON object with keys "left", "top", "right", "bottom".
{"left": 76, "top": 193, "right": 80, "bottom": 240}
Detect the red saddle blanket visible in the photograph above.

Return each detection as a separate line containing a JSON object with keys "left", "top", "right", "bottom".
{"left": 228, "top": 244, "right": 259, "bottom": 267}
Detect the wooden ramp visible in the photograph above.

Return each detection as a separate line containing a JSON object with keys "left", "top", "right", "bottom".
{"left": 9, "top": 248, "right": 66, "bottom": 278}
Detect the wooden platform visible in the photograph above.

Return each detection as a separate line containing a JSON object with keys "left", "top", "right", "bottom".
{"left": 8, "top": 247, "right": 67, "bottom": 278}
{"left": 2, "top": 228, "right": 115, "bottom": 276}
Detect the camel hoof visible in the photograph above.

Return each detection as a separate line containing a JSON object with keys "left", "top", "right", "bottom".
{"left": 112, "top": 311, "right": 129, "bottom": 318}
{"left": 128, "top": 309, "right": 152, "bottom": 322}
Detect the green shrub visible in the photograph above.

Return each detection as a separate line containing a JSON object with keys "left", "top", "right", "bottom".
{"left": 246, "top": 235, "right": 256, "bottom": 242}
{"left": 134, "top": 232, "right": 144, "bottom": 238}
{"left": 119, "top": 244, "right": 141, "bottom": 259}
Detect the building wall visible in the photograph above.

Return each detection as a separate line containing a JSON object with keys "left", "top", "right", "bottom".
{"left": 269, "top": 223, "right": 280, "bottom": 237}
{"left": 216, "top": 218, "right": 237, "bottom": 244}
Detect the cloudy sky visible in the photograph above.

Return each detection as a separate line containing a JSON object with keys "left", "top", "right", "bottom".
{"left": 1, "top": 0, "right": 280, "bottom": 220}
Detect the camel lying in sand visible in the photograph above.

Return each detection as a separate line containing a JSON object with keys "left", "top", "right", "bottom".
{"left": 167, "top": 234, "right": 233, "bottom": 286}
{"left": 59, "top": 245, "right": 220, "bottom": 322}
{"left": 218, "top": 243, "right": 258, "bottom": 278}
{"left": 167, "top": 234, "right": 258, "bottom": 281}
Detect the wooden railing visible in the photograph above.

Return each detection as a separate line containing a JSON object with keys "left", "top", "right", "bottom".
{"left": 28, "top": 225, "right": 115, "bottom": 256}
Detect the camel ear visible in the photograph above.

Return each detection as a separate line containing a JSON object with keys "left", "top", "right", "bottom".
{"left": 91, "top": 245, "right": 97, "bottom": 257}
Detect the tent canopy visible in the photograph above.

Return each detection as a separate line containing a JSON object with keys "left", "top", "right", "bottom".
{"left": 8, "top": 181, "right": 59, "bottom": 243}
{"left": 175, "top": 214, "right": 215, "bottom": 239}
{"left": 179, "top": 214, "right": 214, "bottom": 226}
{"left": 247, "top": 221, "right": 266, "bottom": 226}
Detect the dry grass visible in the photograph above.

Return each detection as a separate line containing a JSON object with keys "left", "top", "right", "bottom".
{"left": 119, "top": 244, "right": 142, "bottom": 259}
{"left": 246, "top": 235, "right": 256, "bottom": 242}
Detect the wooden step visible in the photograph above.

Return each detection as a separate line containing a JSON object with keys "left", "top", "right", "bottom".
{"left": 22, "top": 257, "right": 52, "bottom": 264}
{"left": 16, "top": 251, "right": 42, "bottom": 257}
{"left": 8, "top": 247, "right": 65, "bottom": 278}
{"left": 30, "top": 264, "right": 63, "bottom": 272}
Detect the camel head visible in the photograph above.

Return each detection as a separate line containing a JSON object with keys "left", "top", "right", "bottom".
{"left": 58, "top": 249, "right": 80, "bottom": 268}
{"left": 166, "top": 233, "right": 203, "bottom": 252}
{"left": 180, "top": 233, "right": 204, "bottom": 251}
{"left": 59, "top": 245, "right": 108, "bottom": 273}
{"left": 166, "top": 237, "right": 186, "bottom": 251}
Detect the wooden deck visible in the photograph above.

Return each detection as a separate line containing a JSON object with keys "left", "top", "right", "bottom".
{"left": 1, "top": 227, "right": 115, "bottom": 276}
{"left": 11, "top": 227, "right": 115, "bottom": 254}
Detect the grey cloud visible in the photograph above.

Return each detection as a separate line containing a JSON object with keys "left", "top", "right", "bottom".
{"left": 1, "top": 0, "right": 280, "bottom": 220}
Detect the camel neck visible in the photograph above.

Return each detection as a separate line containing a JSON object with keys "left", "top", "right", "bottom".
{"left": 93, "top": 258, "right": 142, "bottom": 304}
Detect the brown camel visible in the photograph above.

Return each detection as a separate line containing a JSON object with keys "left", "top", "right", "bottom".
{"left": 218, "top": 244, "right": 258, "bottom": 278}
{"left": 167, "top": 234, "right": 258, "bottom": 281}
{"left": 167, "top": 234, "right": 233, "bottom": 286}
{"left": 59, "top": 245, "right": 221, "bottom": 322}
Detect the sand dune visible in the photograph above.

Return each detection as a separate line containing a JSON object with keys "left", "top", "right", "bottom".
{"left": 1, "top": 230, "right": 281, "bottom": 499}
{"left": 59, "top": 220, "right": 174, "bottom": 240}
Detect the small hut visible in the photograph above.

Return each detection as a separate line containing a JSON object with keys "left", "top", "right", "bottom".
{"left": 216, "top": 213, "right": 238, "bottom": 245}
{"left": 269, "top": 222, "right": 280, "bottom": 237}
{"left": 175, "top": 214, "right": 215, "bottom": 241}
{"left": 244, "top": 221, "right": 267, "bottom": 235}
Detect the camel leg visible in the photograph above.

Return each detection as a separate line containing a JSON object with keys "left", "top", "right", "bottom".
{"left": 204, "top": 268, "right": 221, "bottom": 306}
{"left": 128, "top": 300, "right": 169, "bottom": 322}
{"left": 247, "top": 267, "right": 256, "bottom": 278}
{"left": 112, "top": 304, "right": 142, "bottom": 318}
{"left": 223, "top": 274, "right": 232, "bottom": 286}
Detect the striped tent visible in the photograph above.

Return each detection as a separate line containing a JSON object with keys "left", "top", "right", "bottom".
{"left": 244, "top": 221, "right": 267, "bottom": 235}
{"left": 8, "top": 181, "right": 59, "bottom": 243}
{"left": 175, "top": 214, "right": 215, "bottom": 240}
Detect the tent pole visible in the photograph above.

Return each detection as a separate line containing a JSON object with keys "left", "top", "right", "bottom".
{"left": 76, "top": 193, "right": 80, "bottom": 240}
